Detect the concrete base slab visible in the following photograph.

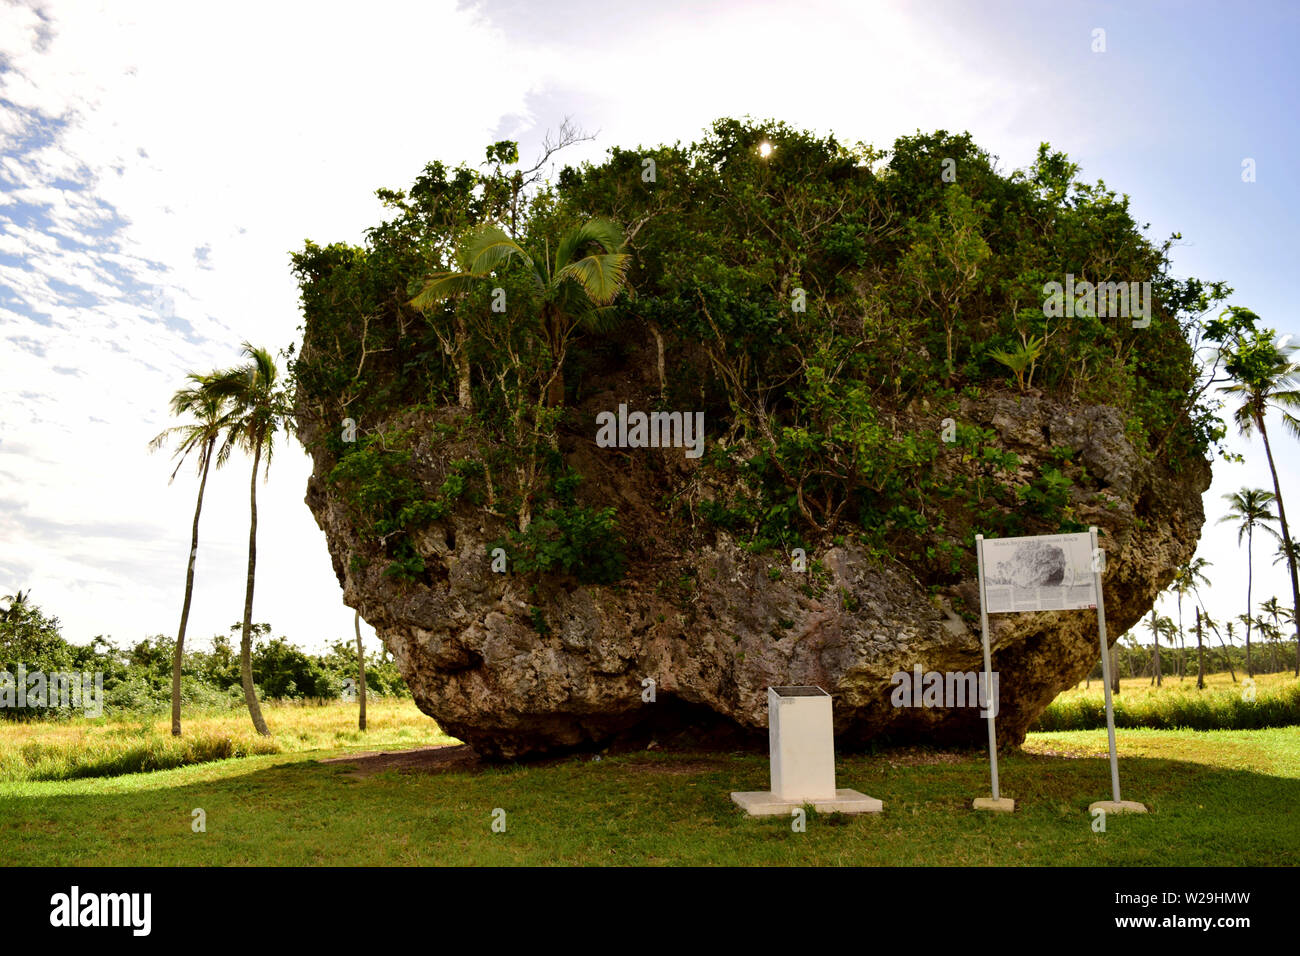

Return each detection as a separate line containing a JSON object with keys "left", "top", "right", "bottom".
{"left": 1089, "top": 800, "right": 1148, "bottom": 814}
{"left": 730, "top": 789, "right": 883, "bottom": 816}
{"left": 972, "top": 797, "right": 1016, "bottom": 812}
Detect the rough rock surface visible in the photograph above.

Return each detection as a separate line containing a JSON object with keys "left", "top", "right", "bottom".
{"left": 302, "top": 374, "right": 1211, "bottom": 759}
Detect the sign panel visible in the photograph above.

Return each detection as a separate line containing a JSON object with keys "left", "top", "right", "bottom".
{"left": 979, "top": 532, "right": 1097, "bottom": 613}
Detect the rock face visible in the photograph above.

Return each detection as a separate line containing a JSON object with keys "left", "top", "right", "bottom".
{"left": 301, "top": 373, "right": 1211, "bottom": 759}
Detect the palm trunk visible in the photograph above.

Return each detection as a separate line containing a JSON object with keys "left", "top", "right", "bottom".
{"left": 1257, "top": 417, "right": 1300, "bottom": 676}
{"left": 171, "top": 438, "right": 214, "bottom": 736}
{"left": 1220, "top": 628, "right": 1237, "bottom": 682}
{"left": 1152, "top": 612, "right": 1162, "bottom": 686}
{"left": 1245, "top": 526, "right": 1254, "bottom": 678}
{"left": 1196, "top": 588, "right": 1236, "bottom": 681}
{"left": 455, "top": 313, "right": 472, "bottom": 409}
{"left": 1110, "top": 644, "right": 1120, "bottom": 695}
{"left": 544, "top": 310, "right": 565, "bottom": 408}
{"left": 240, "top": 438, "right": 270, "bottom": 736}
{"left": 1195, "top": 608, "right": 1205, "bottom": 689}
{"left": 1176, "top": 594, "right": 1185, "bottom": 681}
{"left": 355, "top": 608, "right": 367, "bottom": 731}
{"left": 649, "top": 321, "right": 666, "bottom": 398}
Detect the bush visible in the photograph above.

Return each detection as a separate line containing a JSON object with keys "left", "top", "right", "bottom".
{"left": 504, "top": 502, "right": 627, "bottom": 584}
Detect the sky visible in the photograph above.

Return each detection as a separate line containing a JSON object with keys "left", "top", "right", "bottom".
{"left": 0, "top": 0, "right": 1296, "bottom": 656}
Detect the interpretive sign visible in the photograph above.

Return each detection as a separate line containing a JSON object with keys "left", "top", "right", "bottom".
{"left": 979, "top": 532, "right": 1096, "bottom": 613}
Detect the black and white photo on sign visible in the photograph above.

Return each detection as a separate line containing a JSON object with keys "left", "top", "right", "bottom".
{"left": 980, "top": 533, "right": 1097, "bottom": 614}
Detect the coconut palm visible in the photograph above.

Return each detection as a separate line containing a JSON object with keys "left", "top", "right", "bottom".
{"left": 1, "top": 588, "right": 30, "bottom": 623}
{"left": 1174, "top": 558, "right": 1212, "bottom": 686}
{"left": 1193, "top": 607, "right": 1207, "bottom": 689}
{"left": 1274, "top": 536, "right": 1300, "bottom": 572}
{"left": 1190, "top": 581, "right": 1236, "bottom": 682}
{"left": 149, "top": 376, "right": 233, "bottom": 736}
{"left": 1219, "top": 488, "right": 1279, "bottom": 677}
{"left": 205, "top": 344, "right": 292, "bottom": 736}
{"left": 410, "top": 218, "right": 631, "bottom": 408}
{"left": 1218, "top": 327, "right": 1300, "bottom": 675}
{"left": 1144, "top": 611, "right": 1176, "bottom": 685}
{"left": 1259, "top": 597, "right": 1288, "bottom": 673}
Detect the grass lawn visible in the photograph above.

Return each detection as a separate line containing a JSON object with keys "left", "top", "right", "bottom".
{"left": 1, "top": 698, "right": 1297, "bottom": 866}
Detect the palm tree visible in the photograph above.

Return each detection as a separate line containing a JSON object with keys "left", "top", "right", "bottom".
{"left": 1256, "top": 597, "right": 1287, "bottom": 673}
{"left": 1219, "top": 329, "right": 1300, "bottom": 675}
{"left": 1175, "top": 558, "right": 1212, "bottom": 686}
{"left": 410, "top": 218, "right": 631, "bottom": 408}
{"left": 1145, "top": 611, "right": 1175, "bottom": 685}
{"left": 1191, "top": 586, "right": 1236, "bottom": 682}
{"left": 149, "top": 376, "right": 232, "bottom": 736}
{"left": 206, "top": 344, "right": 292, "bottom": 736}
{"left": 1219, "top": 488, "right": 1279, "bottom": 677}
{"left": 1260, "top": 597, "right": 1286, "bottom": 642}
{"left": 1274, "top": 536, "right": 1300, "bottom": 576}
{"left": 1, "top": 588, "right": 30, "bottom": 623}
{"left": 1194, "top": 607, "right": 1206, "bottom": 689}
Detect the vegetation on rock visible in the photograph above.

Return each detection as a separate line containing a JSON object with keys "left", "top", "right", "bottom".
{"left": 292, "top": 118, "right": 1231, "bottom": 594}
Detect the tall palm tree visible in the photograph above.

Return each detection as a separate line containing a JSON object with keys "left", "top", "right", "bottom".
{"left": 410, "top": 218, "right": 631, "bottom": 408}
{"left": 149, "top": 376, "right": 233, "bottom": 736}
{"left": 1145, "top": 611, "right": 1175, "bottom": 685}
{"left": 1194, "top": 607, "right": 1206, "bottom": 689}
{"left": 1256, "top": 597, "right": 1286, "bottom": 673}
{"left": 206, "top": 344, "right": 291, "bottom": 736}
{"left": 1219, "top": 488, "right": 1279, "bottom": 678}
{"left": 1219, "top": 330, "right": 1300, "bottom": 675}
{"left": 1191, "top": 584, "right": 1236, "bottom": 682}
{"left": 1175, "top": 558, "right": 1212, "bottom": 686}
{"left": 1260, "top": 597, "right": 1286, "bottom": 641}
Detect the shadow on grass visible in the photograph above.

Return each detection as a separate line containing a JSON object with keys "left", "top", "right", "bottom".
{"left": 1, "top": 745, "right": 1297, "bottom": 866}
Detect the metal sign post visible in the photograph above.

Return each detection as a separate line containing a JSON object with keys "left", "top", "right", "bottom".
{"left": 972, "top": 534, "right": 1013, "bottom": 812}
{"left": 1088, "top": 525, "right": 1147, "bottom": 815}
{"left": 970, "top": 528, "right": 1145, "bottom": 814}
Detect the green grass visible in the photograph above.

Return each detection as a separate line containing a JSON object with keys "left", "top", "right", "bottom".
{"left": 1035, "top": 672, "right": 1300, "bottom": 731}
{"left": 0, "top": 698, "right": 452, "bottom": 783}
{"left": 0, "top": 698, "right": 1296, "bottom": 866}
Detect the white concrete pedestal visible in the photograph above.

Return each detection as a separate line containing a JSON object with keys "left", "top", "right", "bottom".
{"left": 972, "top": 796, "right": 1015, "bottom": 812}
{"left": 731, "top": 685, "right": 883, "bottom": 817}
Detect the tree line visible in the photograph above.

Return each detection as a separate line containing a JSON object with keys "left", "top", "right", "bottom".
{"left": 0, "top": 591, "right": 406, "bottom": 720}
